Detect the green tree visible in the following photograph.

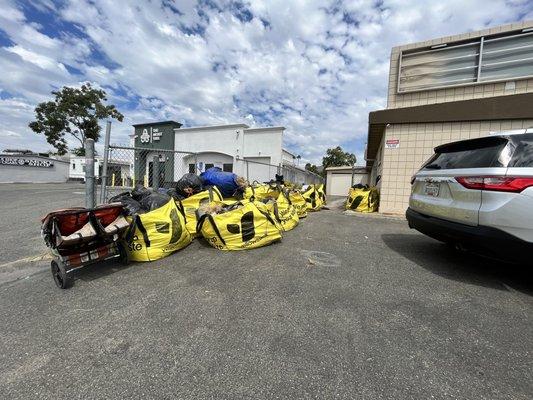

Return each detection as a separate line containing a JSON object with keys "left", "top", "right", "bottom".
{"left": 305, "top": 162, "right": 320, "bottom": 175}
{"left": 322, "top": 146, "right": 356, "bottom": 169}
{"left": 29, "top": 83, "right": 124, "bottom": 155}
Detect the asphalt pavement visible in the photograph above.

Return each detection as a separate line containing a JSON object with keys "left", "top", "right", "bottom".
{"left": 0, "top": 184, "right": 532, "bottom": 399}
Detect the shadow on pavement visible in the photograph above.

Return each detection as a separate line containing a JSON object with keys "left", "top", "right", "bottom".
{"left": 382, "top": 233, "right": 533, "bottom": 296}
{"left": 70, "top": 258, "right": 135, "bottom": 284}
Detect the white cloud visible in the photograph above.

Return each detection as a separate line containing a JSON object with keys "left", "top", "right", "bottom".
{"left": 0, "top": 0, "right": 532, "bottom": 163}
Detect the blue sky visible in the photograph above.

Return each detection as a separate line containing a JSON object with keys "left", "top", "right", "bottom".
{"left": 0, "top": 0, "right": 532, "bottom": 164}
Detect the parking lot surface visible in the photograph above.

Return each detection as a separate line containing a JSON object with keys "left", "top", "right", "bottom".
{"left": 0, "top": 184, "right": 532, "bottom": 399}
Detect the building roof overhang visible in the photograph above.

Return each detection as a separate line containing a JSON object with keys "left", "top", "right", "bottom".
{"left": 366, "top": 92, "right": 533, "bottom": 167}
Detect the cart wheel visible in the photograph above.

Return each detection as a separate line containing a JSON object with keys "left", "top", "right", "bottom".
{"left": 51, "top": 260, "right": 73, "bottom": 289}
{"left": 117, "top": 242, "right": 130, "bottom": 265}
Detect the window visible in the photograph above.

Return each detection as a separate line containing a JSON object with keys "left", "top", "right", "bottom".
{"left": 188, "top": 163, "right": 195, "bottom": 173}
{"left": 223, "top": 163, "right": 233, "bottom": 173}
{"left": 205, "top": 163, "right": 214, "bottom": 170}
{"left": 398, "top": 31, "right": 533, "bottom": 93}
{"left": 509, "top": 133, "right": 533, "bottom": 167}
{"left": 422, "top": 137, "right": 509, "bottom": 169}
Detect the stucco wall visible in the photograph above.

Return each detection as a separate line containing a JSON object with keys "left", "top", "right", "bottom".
{"left": 379, "top": 119, "right": 533, "bottom": 214}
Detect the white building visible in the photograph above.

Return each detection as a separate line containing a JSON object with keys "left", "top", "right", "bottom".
{"left": 0, "top": 151, "right": 69, "bottom": 183}
{"left": 175, "top": 124, "right": 284, "bottom": 182}
{"left": 69, "top": 156, "right": 131, "bottom": 183}
{"left": 132, "top": 121, "right": 320, "bottom": 185}
{"left": 325, "top": 166, "right": 369, "bottom": 196}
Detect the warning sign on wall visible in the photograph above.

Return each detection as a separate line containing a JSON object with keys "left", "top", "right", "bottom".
{"left": 385, "top": 139, "right": 400, "bottom": 149}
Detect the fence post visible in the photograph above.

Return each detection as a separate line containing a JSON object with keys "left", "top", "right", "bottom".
{"left": 85, "top": 138, "right": 96, "bottom": 208}
{"left": 153, "top": 155, "right": 160, "bottom": 190}
{"left": 99, "top": 120, "right": 112, "bottom": 204}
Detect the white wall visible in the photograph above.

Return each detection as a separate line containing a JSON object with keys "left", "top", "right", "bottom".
{"left": 174, "top": 125, "right": 284, "bottom": 181}
{"left": 243, "top": 128, "right": 283, "bottom": 166}
{"left": 191, "top": 152, "right": 234, "bottom": 173}
{"left": 241, "top": 156, "right": 274, "bottom": 183}
{"left": 70, "top": 157, "right": 101, "bottom": 180}
{"left": 1, "top": 155, "right": 69, "bottom": 183}
{"left": 326, "top": 171, "right": 368, "bottom": 196}
{"left": 282, "top": 149, "right": 296, "bottom": 166}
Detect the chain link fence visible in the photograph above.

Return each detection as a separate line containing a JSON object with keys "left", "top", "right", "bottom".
{"left": 98, "top": 143, "right": 323, "bottom": 203}
{"left": 281, "top": 163, "right": 324, "bottom": 185}
{"left": 101, "top": 145, "right": 197, "bottom": 202}
{"left": 235, "top": 158, "right": 324, "bottom": 185}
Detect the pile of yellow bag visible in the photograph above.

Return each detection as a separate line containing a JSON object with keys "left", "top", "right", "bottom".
{"left": 122, "top": 181, "right": 327, "bottom": 257}
{"left": 345, "top": 186, "right": 379, "bottom": 213}
{"left": 124, "top": 198, "right": 192, "bottom": 262}
{"left": 196, "top": 182, "right": 326, "bottom": 251}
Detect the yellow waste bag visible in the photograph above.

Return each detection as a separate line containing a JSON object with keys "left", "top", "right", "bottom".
{"left": 263, "top": 191, "right": 299, "bottom": 232}
{"left": 316, "top": 183, "right": 327, "bottom": 204}
{"left": 243, "top": 183, "right": 280, "bottom": 201}
{"left": 181, "top": 187, "right": 223, "bottom": 236}
{"left": 346, "top": 187, "right": 379, "bottom": 213}
{"left": 125, "top": 199, "right": 192, "bottom": 261}
{"left": 288, "top": 190, "right": 307, "bottom": 218}
{"left": 197, "top": 201, "right": 282, "bottom": 250}
{"left": 302, "top": 185, "right": 324, "bottom": 211}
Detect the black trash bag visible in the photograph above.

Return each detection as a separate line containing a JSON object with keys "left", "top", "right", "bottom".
{"left": 139, "top": 191, "right": 171, "bottom": 211}
{"left": 109, "top": 192, "right": 144, "bottom": 216}
{"left": 175, "top": 173, "right": 203, "bottom": 197}
{"left": 275, "top": 174, "right": 284, "bottom": 184}
{"left": 164, "top": 188, "right": 186, "bottom": 200}
{"left": 352, "top": 183, "right": 368, "bottom": 189}
{"left": 131, "top": 185, "right": 152, "bottom": 202}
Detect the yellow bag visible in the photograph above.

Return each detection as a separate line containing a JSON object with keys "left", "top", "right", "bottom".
{"left": 243, "top": 183, "right": 279, "bottom": 201}
{"left": 181, "top": 187, "right": 223, "bottom": 236}
{"left": 197, "top": 201, "right": 282, "bottom": 251}
{"left": 346, "top": 187, "right": 379, "bottom": 213}
{"left": 263, "top": 191, "right": 299, "bottom": 232}
{"left": 288, "top": 190, "right": 307, "bottom": 218}
{"left": 125, "top": 199, "right": 192, "bottom": 261}
{"left": 302, "top": 185, "right": 324, "bottom": 211}
{"left": 316, "top": 183, "right": 327, "bottom": 205}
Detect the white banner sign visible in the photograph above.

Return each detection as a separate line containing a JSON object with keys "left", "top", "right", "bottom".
{"left": 0, "top": 157, "right": 54, "bottom": 168}
{"left": 385, "top": 139, "right": 400, "bottom": 149}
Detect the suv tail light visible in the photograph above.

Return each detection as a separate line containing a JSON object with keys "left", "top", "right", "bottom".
{"left": 455, "top": 176, "right": 533, "bottom": 193}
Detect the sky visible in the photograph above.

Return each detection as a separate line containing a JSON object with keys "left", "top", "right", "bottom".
{"left": 0, "top": 0, "right": 532, "bottom": 164}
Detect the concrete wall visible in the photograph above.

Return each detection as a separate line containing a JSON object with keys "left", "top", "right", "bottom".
{"left": 387, "top": 21, "right": 533, "bottom": 109}
{"left": 379, "top": 119, "right": 533, "bottom": 214}
{"left": 0, "top": 155, "right": 69, "bottom": 183}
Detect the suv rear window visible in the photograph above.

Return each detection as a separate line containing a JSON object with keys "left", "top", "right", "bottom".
{"left": 508, "top": 133, "right": 533, "bottom": 167}
{"left": 422, "top": 136, "right": 509, "bottom": 170}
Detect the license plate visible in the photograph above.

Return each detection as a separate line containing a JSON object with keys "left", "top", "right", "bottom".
{"left": 424, "top": 182, "right": 440, "bottom": 197}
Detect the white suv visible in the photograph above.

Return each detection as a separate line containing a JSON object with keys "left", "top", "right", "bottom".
{"left": 406, "top": 130, "right": 533, "bottom": 263}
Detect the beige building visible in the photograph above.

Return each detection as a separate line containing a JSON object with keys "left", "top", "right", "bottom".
{"left": 366, "top": 21, "right": 533, "bottom": 214}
